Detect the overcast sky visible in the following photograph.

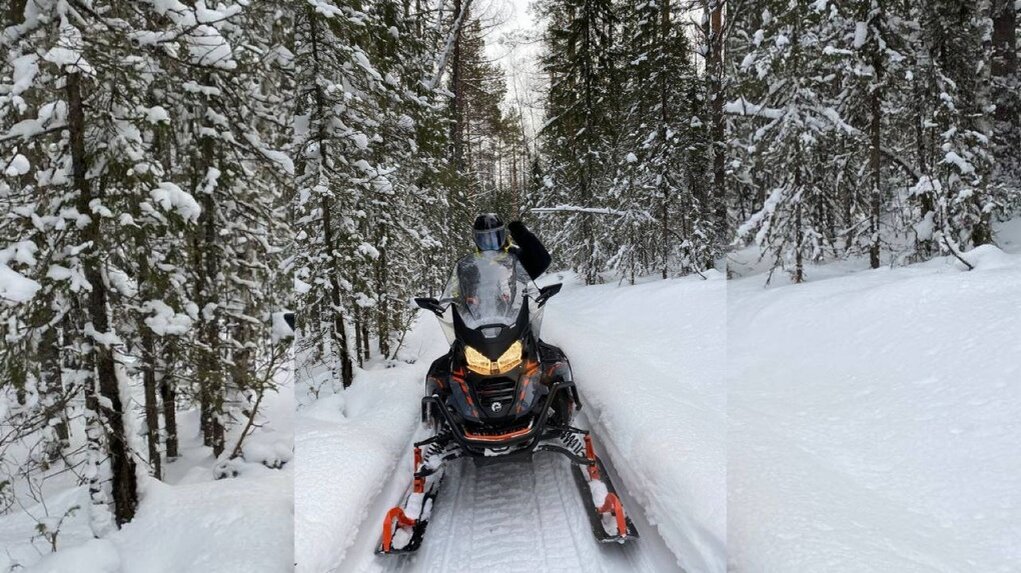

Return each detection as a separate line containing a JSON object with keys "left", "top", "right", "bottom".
{"left": 477, "top": 0, "right": 546, "bottom": 147}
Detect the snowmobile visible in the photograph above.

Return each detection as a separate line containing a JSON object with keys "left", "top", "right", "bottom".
{"left": 377, "top": 251, "right": 638, "bottom": 554}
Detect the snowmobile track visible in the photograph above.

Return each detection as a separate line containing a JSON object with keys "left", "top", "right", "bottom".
{"left": 345, "top": 413, "right": 683, "bottom": 573}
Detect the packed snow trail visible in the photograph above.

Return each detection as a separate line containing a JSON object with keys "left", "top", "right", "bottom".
{"left": 300, "top": 272, "right": 726, "bottom": 573}
{"left": 345, "top": 412, "right": 678, "bottom": 573}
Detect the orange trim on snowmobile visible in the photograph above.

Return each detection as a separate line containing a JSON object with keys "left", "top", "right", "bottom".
{"left": 597, "top": 493, "right": 628, "bottom": 537}
{"left": 584, "top": 435, "right": 601, "bottom": 480}
{"left": 413, "top": 447, "right": 424, "bottom": 493}
{"left": 451, "top": 368, "right": 475, "bottom": 407}
{"left": 462, "top": 424, "right": 533, "bottom": 442}
{"left": 381, "top": 507, "right": 417, "bottom": 552}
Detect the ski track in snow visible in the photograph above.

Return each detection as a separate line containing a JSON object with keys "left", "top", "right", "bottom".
{"left": 345, "top": 417, "right": 678, "bottom": 573}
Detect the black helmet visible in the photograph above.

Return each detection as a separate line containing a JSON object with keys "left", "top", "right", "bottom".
{"left": 473, "top": 213, "right": 506, "bottom": 251}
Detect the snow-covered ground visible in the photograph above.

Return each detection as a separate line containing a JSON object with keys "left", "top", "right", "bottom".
{"left": 727, "top": 219, "right": 1021, "bottom": 572}
{"left": 0, "top": 369, "right": 294, "bottom": 573}
{"left": 295, "top": 271, "right": 726, "bottom": 573}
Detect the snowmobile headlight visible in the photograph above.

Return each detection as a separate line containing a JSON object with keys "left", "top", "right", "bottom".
{"left": 464, "top": 341, "right": 523, "bottom": 375}
{"left": 495, "top": 341, "right": 524, "bottom": 373}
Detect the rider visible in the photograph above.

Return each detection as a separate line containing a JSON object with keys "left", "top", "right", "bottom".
{"left": 471, "top": 213, "right": 551, "bottom": 281}
{"left": 426, "top": 214, "right": 553, "bottom": 383}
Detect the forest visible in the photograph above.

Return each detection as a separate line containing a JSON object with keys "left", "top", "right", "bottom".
{"left": 1, "top": 0, "right": 1018, "bottom": 569}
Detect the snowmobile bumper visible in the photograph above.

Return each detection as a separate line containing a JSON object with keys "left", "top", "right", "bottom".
{"left": 422, "top": 379, "right": 578, "bottom": 455}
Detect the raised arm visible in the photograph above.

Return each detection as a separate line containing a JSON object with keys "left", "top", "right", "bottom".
{"left": 508, "top": 221, "right": 551, "bottom": 281}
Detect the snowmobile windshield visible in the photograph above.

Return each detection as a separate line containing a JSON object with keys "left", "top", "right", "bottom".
{"left": 442, "top": 251, "right": 534, "bottom": 330}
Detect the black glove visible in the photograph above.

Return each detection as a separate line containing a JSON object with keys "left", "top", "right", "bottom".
{"left": 507, "top": 220, "right": 526, "bottom": 241}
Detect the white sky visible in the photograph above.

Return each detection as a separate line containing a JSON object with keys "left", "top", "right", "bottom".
{"left": 475, "top": 0, "right": 546, "bottom": 149}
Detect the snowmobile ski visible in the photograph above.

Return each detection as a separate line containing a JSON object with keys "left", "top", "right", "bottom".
{"left": 376, "top": 435, "right": 459, "bottom": 554}
{"left": 570, "top": 434, "right": 639, "bottom": 543}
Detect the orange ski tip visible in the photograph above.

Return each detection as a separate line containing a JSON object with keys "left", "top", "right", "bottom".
{"left": 597, "top": 493, "right": 627, "bottom": 538}
{"left": 381, "top": 507, "right": 417, "bottom": 552}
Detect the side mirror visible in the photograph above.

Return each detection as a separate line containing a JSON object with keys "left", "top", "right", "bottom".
{"left": 414, "top": 297, "right": 446, "bottom": 317}
{"left": 535, "top": 283, "right": 562, "bottom": 307}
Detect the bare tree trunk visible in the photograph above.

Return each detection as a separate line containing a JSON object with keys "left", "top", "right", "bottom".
{"left": 191, "top": 70, "right": 226, "bottom": 457}
{"left": 707, "top": 1, "right": 727, "bottom": 252}
{"left": 991, "top": 0, "right": 1018, "bottom": 128}
{"left": 376, "top": 225, "right": 391, "bottom": 358}
{"left": 160, "top": 366, "right": 178, "bottom": 458}
{"left": 869, "top": 72, "right": 883, "bottom": 267}
{"left": 660, "top": 0, "right": 671, "bottom": 280}
{"left": 68, "top": 71, "right": 137, "bottom": 526}
{"left": 141, "top": 327, "right": 162, "bottom": 479}
{"left": 794, "top": 170, "right": 805, "bottom": 284}
{"left": 450, "top": 0, "right": 466, "bottom": 172}
{"left": 309, "top": 10, "right": 354, "bottom": 388}
{"left": 5, "top": 0, "right": 27, "bottom": 27}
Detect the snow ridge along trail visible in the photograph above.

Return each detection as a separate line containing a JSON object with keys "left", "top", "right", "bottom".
{"left": 297, "top": 272, "right": 726, "bottom": 573}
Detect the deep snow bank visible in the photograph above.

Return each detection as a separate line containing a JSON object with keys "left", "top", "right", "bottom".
{"left": 2, "top": 370, "right": 294, "bottom": 573}
{"left": 727, "top": 236, "right": 1021, "bottom": 571}
{"left": 542, "top": 272, "right": 727, "bottom": 573}
{"left": 293, "top": 318, "right": 446, "bottom": 572}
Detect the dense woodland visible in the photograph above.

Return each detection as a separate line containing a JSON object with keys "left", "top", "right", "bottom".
{"left": 728, "top": 0, "right": 1021, "bottom": 282}
{"left": 2, "top": 0, "right": 1019, "bottom": 538}
{"left": 1, "top": 0, "right": 293, "bottom": 533}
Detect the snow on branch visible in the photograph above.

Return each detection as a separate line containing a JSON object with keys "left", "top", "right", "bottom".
{"left": 530, "top": 206, "right": 627, "bottom": 216}
{"left": 724, "top": 97, "right": 784, "bottom": 119}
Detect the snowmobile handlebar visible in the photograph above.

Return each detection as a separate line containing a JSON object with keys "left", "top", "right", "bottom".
{"left": 414, "top": 297, "right": 446, "bottom": 317}
{"left": 535, "top": 283, "right": 562, "bottom": 307}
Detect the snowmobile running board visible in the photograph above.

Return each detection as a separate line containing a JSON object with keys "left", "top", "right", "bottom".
{"left": 376, "top": 427, "right": 638, "bottom": 554}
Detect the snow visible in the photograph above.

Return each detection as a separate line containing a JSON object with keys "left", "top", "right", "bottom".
{"left": 0, "top": 264, "right": 42, "bottom": 304}
{"left": 1, "top": 366, "right": 295, "bottom": 573}
{"left": 588, "top": 478, "right": 609, "bottom": 508}
{"left": 943, "top": 151, "right": 975, "bottom": 175}
{"left": 543, "top": 273, "right": 726, "bottom": 573}
{"left": 297, "top": 272, "right": 726, "bottom": 572}
{"left": 10, "top": 54, "right": 40, "bottom": 95}
{"left": 42, "top": 48, "right": 95, "bottom": 75}
{"left": 143, "top": 106, "right": 170, "bottom": 124}
{"left": 149, "top": 182, "right": 202, "bottom": 222}
{"left": 244, "top": 133, "right": 294, "bottom": 174}
{"left": 5, "top": 154, "right": 30, "bottom": 176}
{"left": 293, "top": 325, "right": 440, "bottom": 572}
{"left": 853, "top": 22, "right": 868, "bottom": 49}
{"left": 727, "top": 223, "right": 1021, "bottom": 572}
{"left": 142, "top": 299, "right": 193, "bottom": 335}
{"left": 27, "top": 539, "right": 121, "bottom": 573}
{"left": 271, "top": 311, "right": 294, "bottom": 343}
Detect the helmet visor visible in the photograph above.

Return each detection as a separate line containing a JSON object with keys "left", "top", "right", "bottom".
{"left": 474, "top": 227, "right": 505, "bottom": 251}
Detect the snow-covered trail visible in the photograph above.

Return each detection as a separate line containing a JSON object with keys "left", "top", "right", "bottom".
{"left": 303, "top": 272, "right": 726, "bottom": 573}
{"left": 339, "top": 409, "right": 679, "bottom": 573}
